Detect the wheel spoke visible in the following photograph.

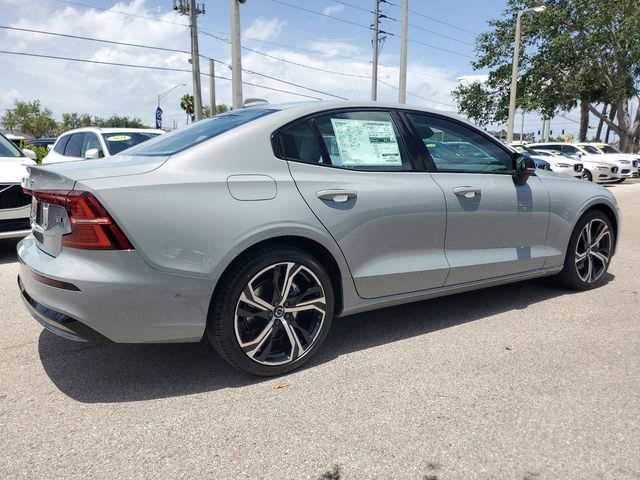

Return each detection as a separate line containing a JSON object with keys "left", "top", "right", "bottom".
{"left": 240, "top": 319, "right": 275, "bottom": 357}
{"left": 288, "top": 285, "right": 322, "bottom": 307}
{"left": 287, "top": 297, "right": 326, "bottom": 314}
{"left": 280, "top": 263, "right": 303, "bottom": 302}
{"left": 583, "top": 224, "right": 592, "bottom": 245}
{"left": 591, "top": 227, "right": 610, "bottom": 248}
{"left": 281, "top": 320, "right": 304, "bottom": 360}
{"left": 585, "top": 256, "right": 593, "bottom": 283}
{"left": 240, "top": 284, "right": 273, "bottom": 312}
{"left": 575, "top": 250, "right": 588, "bottom": 263}
{"left": 590, "top": 250, "right": 609, "bottom": 267}
{"left": 289, "top": 318, "right": 314, "bottom": 345}
{"left": 237, "top": 307, "right": 271, "bottom": 320}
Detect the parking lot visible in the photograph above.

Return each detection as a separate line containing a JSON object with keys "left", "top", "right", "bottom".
{"left": 0, "top": 181, "right": 638, "bottom": 479}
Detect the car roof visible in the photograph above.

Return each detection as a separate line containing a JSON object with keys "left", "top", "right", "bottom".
{"left": 57, "top": 127, "right": 164, "bottom": 136}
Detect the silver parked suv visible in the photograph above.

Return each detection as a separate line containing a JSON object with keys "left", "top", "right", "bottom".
{"left": 18, "top": 102, "right": 619, "bottom": 375}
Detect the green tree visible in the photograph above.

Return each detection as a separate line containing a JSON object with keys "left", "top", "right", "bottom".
{"left": 1, "top": 100, "right": 57, "bottom": 138}
{"left": 60, "top": 112, "right": 93, "bottom": 132}
{"left": 180, "top": 94, "right": 195, "bottom": 123}
{"left": 453, "top": 0, "right": 640, "bottom": 152}
{"left": 202, "top": 103, "right": 232, "bottom": 118}
{"left": 93, "top": 115, "right": 147, "bottom": 128}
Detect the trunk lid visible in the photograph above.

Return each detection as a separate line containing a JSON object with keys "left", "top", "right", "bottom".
{"left": 24, "top": 155, "right": 165, "bottom": 256}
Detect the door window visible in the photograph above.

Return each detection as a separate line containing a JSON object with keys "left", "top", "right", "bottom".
{"left": 561, "top": 144, "right": 579, "bottom": 154}
{"left": 406, "top": 113, "right": 512, "bottom": 174}
{"left": 313, "top": 111, "right": 411, "bottom": 171}
{"left": 280, "top": 121, "right": 324, "bottom": 164}
{"left": 64, "top": 133, "right": 86, "bottom": 157}
{"left": 53, "top": 135, "right": 71, "bottom": 154}
{"left": 81, "top": 133, "right": 104, "bottom": 158}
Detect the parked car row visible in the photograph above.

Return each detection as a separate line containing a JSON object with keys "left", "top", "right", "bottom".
{"left": 15, "top": 102, "right": 621, "bottom": 375}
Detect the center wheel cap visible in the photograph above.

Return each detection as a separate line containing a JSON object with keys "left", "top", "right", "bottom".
{"left": 274, "top": 306, "right": 285, "bottom": 317}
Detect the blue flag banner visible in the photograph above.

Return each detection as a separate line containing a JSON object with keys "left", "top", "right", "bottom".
{"left": 155, "top": 106, "right": 163, "bottom": 129}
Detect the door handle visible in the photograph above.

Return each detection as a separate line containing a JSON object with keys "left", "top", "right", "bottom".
{"left": 316, "top": 190, "right": 358, "bottom": 203}
{"left": 453, "top": 186, "right": 481, "bottom": 199}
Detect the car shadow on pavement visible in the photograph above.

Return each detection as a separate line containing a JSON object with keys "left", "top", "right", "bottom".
{"left": 38, "top": 273, "right": 614, "bottom": 403}
{"left": 0, "top": 239, "right": 20, "bottom": 265}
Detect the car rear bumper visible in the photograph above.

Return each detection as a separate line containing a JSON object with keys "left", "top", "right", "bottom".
{"left": 17, "top": 235, "right": 215, "bottom": 343}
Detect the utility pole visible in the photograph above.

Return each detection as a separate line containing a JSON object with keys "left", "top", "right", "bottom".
{"left": 231, "top": 0, "right": 245, "bottom": 109}
{"left": 520, "top": 109, "right": 525, "bottom": 142}
{"left": 398, "top": 0, "right": 408, "bottom": 103}
{"left": 209, "top": 59, "right": 216, "bottom": 116}
{"left": 371, "top": 0, "right": 380, "bottom": 101}
{"left": 174, "top": 0, "right": 205, "bottom": 121}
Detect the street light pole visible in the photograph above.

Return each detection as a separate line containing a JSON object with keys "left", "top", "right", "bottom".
{"left": 506, "top": 5, "right": 546, "bottom": 144}
{"left": 158, "top": 83, "right": 186, "bottom": 106}
{"left": 398, "top": 0, "right": 408, "bottom": 103}
{"left": 231, "top": 0, "right": 245, "bottom": 109}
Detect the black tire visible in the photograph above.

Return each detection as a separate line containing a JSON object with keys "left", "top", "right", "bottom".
{"left": 558, "top": 210, "right": 614, "bottom": 290}
{"left": 581, "top": 170, "right": 593, "bottom": 182}
{"left": 614, "top": 178, "right": 626, "bottom": 184}
{"left": 207, "top": 246, "right": 334, "bottom": 376}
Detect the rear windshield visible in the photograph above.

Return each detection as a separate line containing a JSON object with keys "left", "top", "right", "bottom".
{"left": 102, "top": 132, "right": 162, "bottom": 155}
{"left": 124, "top": 108, "right": 277, "bottom": 156}
{"left": 0, "top": 134, "right": 22, "bottom": 158}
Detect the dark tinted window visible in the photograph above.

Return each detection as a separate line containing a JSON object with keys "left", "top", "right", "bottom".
{"left": 125, "top": 108, "right": 276, "bottom": 156}
{"left": 280, "top": 121, "right": 324, "bottom": 164}
{"left": 102, "top": 132, "right": 159, "bottom": 155}
{"left": 0, "top": 133, "right": 22, "bottom": 157}
{"left": 64, "top": 133, "right": 85, "bottom": 157}
{"left": 561, "top": 145, "right": 579, "bottom": 154}
{"left": 581, "top": 145, "right": 600, "bottom": 154}
{"left": 406, "top": 113, "right": 512, "bottom": 174}
{"left": 53, "top": 135, "right": 71, "bottom": 154}
{"left": 313, "top": 111, "right": 411, "bottom": 171}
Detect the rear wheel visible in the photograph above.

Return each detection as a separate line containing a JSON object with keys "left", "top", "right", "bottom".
{"left": 581, "top": 170, "right": 592, "bottom": 181}
{"left": 558, "top": 211, "right": 614, "bottom": 290}
{"left": 614, "top": 178, "right": 626, "bottom": 183}
{"left": 207, "top": 246, "right": 334, "bottom": 376}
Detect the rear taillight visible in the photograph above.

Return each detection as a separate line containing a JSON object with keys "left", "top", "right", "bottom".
{"left": 30, "top": 190, "right": 133, "bottom": 250}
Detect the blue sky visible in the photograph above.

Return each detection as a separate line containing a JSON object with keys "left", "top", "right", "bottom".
{"left": 0, "top": 0, "right": 590, "bottom": 135}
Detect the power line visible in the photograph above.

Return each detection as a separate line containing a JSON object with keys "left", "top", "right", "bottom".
{"left": 378, "top": 79, "right": 457, "bottom": 108}
{"left": 387, "top": 2, "right": 479, "bottom": 36}
{"left": 0, "top": 25, "right": 345, "bottom": 100}
{"left": 49, "top": 0, "right": 456, "bottom": 82}
{"left": 0, "top": 50, "right": 324, "bottom": 100}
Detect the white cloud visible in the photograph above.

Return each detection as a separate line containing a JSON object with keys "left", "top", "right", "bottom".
{"left": 242, "top": 17, "right": 286, "bottom": 42}
{"left": 456, "top": 74, "right": 489, "bottom": 84}
{"left": 2, "top": 88, "right": 21, "bottom": 108}
{"left": 322, "top": 4, "right": 345, "bottom": 16}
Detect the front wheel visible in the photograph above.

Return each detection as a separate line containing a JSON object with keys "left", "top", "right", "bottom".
{"left": 558, "top": 211, "right": 614, "bottom": 290}
{"left": 581, "top": 170, "right": 593, "bottom": 182}
{"left": 207, "top": 246, "right": 334, "bottom": 376}
{"left": 614, "top": 178, "right": 626, "bottom": 184}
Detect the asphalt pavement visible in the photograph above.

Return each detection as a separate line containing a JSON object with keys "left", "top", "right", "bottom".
{"left": 1, "top": 181, "right": 639, "bottom": 479}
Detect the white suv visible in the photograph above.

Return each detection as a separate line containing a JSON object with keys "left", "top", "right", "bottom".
{"left": 43, "top": 127, "right": 164, "bottom": 164}
{"left": 576, "top": 142, "right": 640, "bottom": 178}
{"left": 529, "top": 142, "right": 627, "bottom": 183}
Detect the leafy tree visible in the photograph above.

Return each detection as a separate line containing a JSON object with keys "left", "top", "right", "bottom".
{"left": 1, "top": 100, "right": 57, "bottom": 138}
{"left": 453, "top": 0, "right": 640, "bottom": 152}
{"left": 60, "top": 112, "right": 93, "bottom": 131}
{"left": 180, "top": 94, "right": 195, "bottom": 123}
{"left": 203, "top": 103, "right": 232, "bottom": 118}
{"left": 93, "top": 115, "right": 147, "bottom": 128}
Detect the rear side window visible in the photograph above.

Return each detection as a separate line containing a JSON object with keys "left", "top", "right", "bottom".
{"left": 280, "top": 122, "right": 324, "bottom": 164}
{"left": 313, "top": 111, "right": 411, "bottom": 171}
{"left": 64, "top": 133, "right": 85, "bottom": 157}
{"left": 125, "top": 108, "right": 276, "bottom": 156}
{"left": 53, "top": 135, "right": 71, "bottom": 154}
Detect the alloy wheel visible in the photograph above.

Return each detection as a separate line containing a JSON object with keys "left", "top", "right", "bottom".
{"left": 234, "top": 262, "right": 326, "bottom": 366}
{"left": 575, "top": 219, "right": 611, "bottom": 283}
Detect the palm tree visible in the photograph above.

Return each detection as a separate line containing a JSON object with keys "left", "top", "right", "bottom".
{"left": 180, "top": 94, "right": 195, "bottom": 124}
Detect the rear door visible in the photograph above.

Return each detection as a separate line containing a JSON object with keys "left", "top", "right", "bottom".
{"left": 62, "top": 133, "right": 86, "bottom": 161}
{"left": 279, "top": 109, "right": 449, "bottom": 299}
{"left": 403, "top": 112, "right": 550, "bottom": 285}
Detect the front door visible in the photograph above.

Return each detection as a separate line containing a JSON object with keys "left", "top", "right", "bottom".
{"left": 279, "top": 109, "right": 449, "bottom": 299}
{"left": 404, "top": 112, "right": 550, "bottom": 285}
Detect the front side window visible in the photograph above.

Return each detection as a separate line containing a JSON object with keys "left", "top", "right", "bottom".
{"left": 312, "top": 111, "right": 411, "bottom": 171}
{"left": 81, "top": 133, "right": 104, "bottom": 157}
{"left": 102, "top": 132, "right": 159, "bottom": 155}
{"left": 601, "top": 145, "right": 620, "bottom": 154}
{"left": 561, "top": 145, "right": 579, "bottom": 154}
{"left": 581, "top": 145, "right": 600, "bottom": 154}
{"left": 125, "top": 108, "right": 276, "bottom": 156}
{"left": 406, "top": 113, "right": 512, "bottom": 174}
{"left": 64, "top": 133, "right": 86, "bottom": 157}
{"left": 0, "top": 133, "right": 22, "bottom": 157}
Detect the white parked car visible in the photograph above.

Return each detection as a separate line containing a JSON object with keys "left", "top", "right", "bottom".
{"left": 529, "top": 142, "right": 629, "bottom": 182}
{"left": 576, "top": 142, "right": 640, "bottom": 178}
{"left": 0, "top": 133, "right": 36, "bottom": 239}
{"left": 510, "top": 144, "right": 583, "bottom": 178}
{"left": 530, "top": 148, "right": 621, "bottom": 183}
{"left": 43, "top": 127, "right": 164, "bottom": 164}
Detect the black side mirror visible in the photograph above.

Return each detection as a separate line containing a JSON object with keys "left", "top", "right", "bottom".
{"left": 512, "top": 153, "right": 536, "bottom": 186}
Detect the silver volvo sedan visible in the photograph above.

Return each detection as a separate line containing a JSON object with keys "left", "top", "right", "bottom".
{"left": 18, "top": 102, "right": 619, "bottom": 376}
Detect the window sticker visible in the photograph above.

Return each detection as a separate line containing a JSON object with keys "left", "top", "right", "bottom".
{"left": 330, "top": 118, "right": 401, "bottom": 166}
{"left": 106, "top": 135, "right": 132, "bottom": 141}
